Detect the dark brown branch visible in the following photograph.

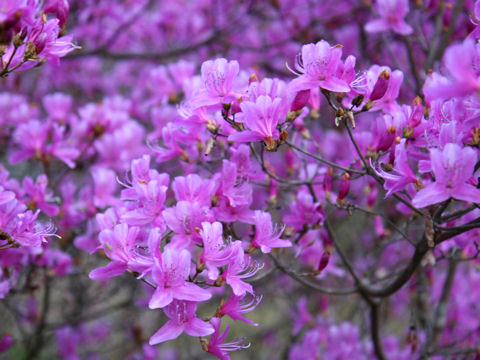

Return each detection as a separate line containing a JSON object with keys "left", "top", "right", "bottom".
{"left": 426, "top": 258, "right": 458, "bottom": 354}
{"left": 370, "top": 303, "right": 387, "bottom": 360}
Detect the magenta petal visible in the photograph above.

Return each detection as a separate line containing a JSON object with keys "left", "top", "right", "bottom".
{"left": 175, "top": 282, "right": 212, "bottom": 302}
{"left": 319, "top": 77, "right": 350, "bottom": 93}
{"left": 89, "top": 261, "right": 127, "bottom": 280}
{"left": 227, "top": 277, "right": 253, "bottom": 296}
{"left": 149, "top": 288, "right": 173, "bottom": 309}
{"left": 412, "top": 183, "right": 450, "bottom": 208}
{"left": 184, "top": 317, "right": 215, "bottom": 337}
{"left": 0, "top": 190, "right": 15, "bottom": 205}
{"left": 149, "top": 321, "right": 184, "bottom": 345}
{"left": 451, "top": 184, "right": 480, "bottom": 204}
{"left": 364, "top": 19, "right": 389, "bottom": 33}
{"left": 288, "top": 77, "right": 319, "bottom": 93}
{"left": 228, "top": 130, "right": 265, "bottom": 143}
{"left": 392, "top": 21, "right": 413, "bottom": 35}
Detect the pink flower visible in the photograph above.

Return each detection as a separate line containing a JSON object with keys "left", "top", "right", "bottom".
{"left": 204, "top": 317, "right": 250, "bottom": 360}
{"left": 89, "top": 224, "right": 140, "bottom": 280}
{"left": 283, "top": 190, "right": 324, "bottom": 231}
{"left": 289, "top": 40, "right": 351, "bottom": 93}
{"left": 162, "top": 201, "right": 211, "bottom": 250}
{"left": 413, "top": 143, "right": 480, "bottom": 208}
{"left": 219, "top": 294, "right": 261, "bottom": 326}
{"left": 22, "top": 174, "right": 59, "bottom": 217}
{"left": 200, "top": 222, "right": 235, "bottom": 280}
{"left": 374, "top": 140, "right": 419, "bottom": 197}
{"left": 424, "top": 40, "right": 480, "bottom": 100}
{"left": 251, "top": 211, "right": 291, "bottom": 253}
{"left": 172, "top": 174, "right": 218, "bottom": 207}
{"left": 365, "top": 0, "right": 413, "bottom": 35}
{"left": 222, "top": 243, "right": 259, "bottom": 296}
{"left": 149, "top": 248, "right": 212, "bottom": 309}
{"left": 191, "top": 58, "right": 241, "bottom": 108}
{"left": 228, "top": 95, "right": 284, "bottom": 150}
{"left": 149, "top": 300, "right": 214, "bottom": 345}
{"left": 44, "top": 0, "right": 69, "bottom": 27}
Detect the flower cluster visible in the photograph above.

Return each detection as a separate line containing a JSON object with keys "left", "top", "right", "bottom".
{"left": 0, "top": 0, "right": 75, "bottom": 77}
{"left": 1, "top": 0, "right": 480, "bottom": 359}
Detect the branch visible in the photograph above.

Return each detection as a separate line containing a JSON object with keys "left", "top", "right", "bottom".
{"left": 426, "top": 258, "right": 458, "bottom": 354}
{"left": 268, "top": 253, "right": 358, "bottom": 295}
{"left": 370, "top": 303, "right": 387, "bottom": 360}
{"left": 65, "top": 32, "right": 220, "bottom": 61}
{"left": 285, "top": 140, "right": 365, "bottom": 175}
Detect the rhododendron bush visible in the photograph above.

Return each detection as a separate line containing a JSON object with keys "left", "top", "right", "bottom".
{"left": 1, "top": 0, "right": 480, "bottom": 359}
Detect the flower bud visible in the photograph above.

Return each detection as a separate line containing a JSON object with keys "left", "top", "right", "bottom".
{"left": 317, "top": 250, "right": 330, "bottom": 272}
{"left": 370, "top": 69, "right": 390, "bottom": 101}
{"left": 323, "top": 167, "right": 333, "bottom": 200}
{"left": 337, "top": 172, "right": 350, "bottom": 203}
{"left": 408, "top": 102, "right": 423, "bottom": 128}
{"left": 290, "top": 90, "right": 310, "bottom": 111}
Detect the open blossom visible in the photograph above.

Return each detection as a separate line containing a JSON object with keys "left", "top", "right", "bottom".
{"left": 200, "top": 222, "right": 235, "bottom": 280}
{"left": 149, "top": 248, "right": 211, "bottom": 309}
{"left": 204, "top": 317, "right": 250, "bottom": 360}
{"left": 251, "top": 211, "right": 291, "bottom": 253}
{"left": 44, "top": 0, "right": 70, "bottom": 27}
{"left": 10, "top": 121, "right": 79, "bottom": 168}
{"left": 162, "top": 201, "right": 212, "bottom": 250}
{"left": 23, "top": 174, "right": 59, "bottom": 217}
{"left": 172, "top": 174, "right": 217, "bottom": 207}
{"left": 423, "top": 40, "right": 480, "bottom": 100}
{"left": 365, "top": 0, "right": 413, "bottom": 35}
{"left": 283, "top": 190, "right": 324, "bottom": 230}
{"left": 89, "top": 224, "right": 142, "bottom": 280}
{"left": 0, "top": 193, "right": 55, "bottom": 248}
{"left": 218, "top": 294, "right": 261, "bottom": 326}
{"left": 222, "top": 242, "right": 258, "bottom": 296}
{"left": 375, "top": 140, "right": 419, "bottom": 198}
{"left": 228, "top": 95, "right": 283, "bottom": 150}
{"left": 412, "top": 143, "right": 480, "bottom": 208}
{"left": 289, "top": 40, "right": 351, "bottom": 94}
{"left": 191, "top": 58, "right": 241, "bottom": 108}
{"left": 149, "top": 300, "right": 214, "bottom": 345}
{"left": 120, "top": 179, "right": 168, "bottom": 228}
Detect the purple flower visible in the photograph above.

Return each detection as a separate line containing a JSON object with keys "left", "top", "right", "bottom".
{"left": 228, "top": 95, "right": 284, "bottom": 150}
{"left": 121, "top": 179, "right": 168, "bottom": 228}
{"left": 283, "top": 190, "right": 324, "bottom": 231}
{"left": 374, "top": 140, "right": 419, "bottom": 198}
{"left": 289, "top": 40, "right": 351, "bottom": 93}
{"left": 0, "top": 333, "right": 12, "bottom": 353}
{"left": 413, "top": 143, "right": 480, "bottom": 208}
{"left": 89, "top": 224, "right": 140, "bottom": 280}
{"left": 56, "top": 326, "right": 80, "bottom": 360}
{"left": 191, "top": 58, "right": 241, "bottom": 108}
{"left": 365, "top": 0, "right": 413, "bottom": 35}
{"left": 162, "top": 201, "right": 212, "bottom": 250}
{"left": 10, "top": 121, "right": 79, "bottom": 168}
{"left": 149, "top": 248, "right": 211, "bottom": 309}
{"left": 44, "top": 0, "right": 70, "bottom": 27}
{"left": 149, "top": 300, "right": 214, "bottom": 345}
{"left": 423, "top": 40, "right": 480, "bottom": 100}
{"left": 200, "top": 222, "right": 235, "bottom": 280}
{"left": 218, "top": 160, "right": 252, "bottom": 208}
{"left": 222, "top": 243, "right": 259, "bottom": 296}
{"left": 251, "top": 211, "right": 291, "bottom": 253}
{"left": 172, "top": 174, "right": 218, "bottom": 207}
{"left": 219, "top": 294, "right": 261, "bottom": 326}
{"left": 204, "top": 317, "right": 250, "bottom": 360}
{"left": 23, "top": 174, "right": 60, "bottom": 217}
